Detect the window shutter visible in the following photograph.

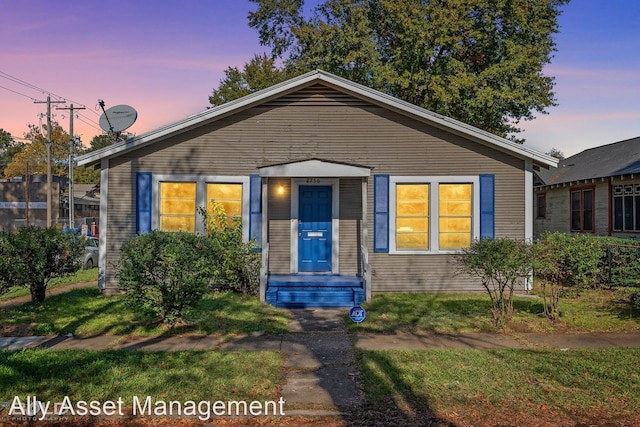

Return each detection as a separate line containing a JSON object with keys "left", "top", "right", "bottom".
{"left": 374, "top": 174, "right": 390, "bottom": 252}
{"left": 249, "top": 174, "right": 262, "bottom": 246}
{"left": 480, "top": 174, "right": 495, "bottom": 239}
{"left": 136, "top": 172, "right": 152, "bottom": 234}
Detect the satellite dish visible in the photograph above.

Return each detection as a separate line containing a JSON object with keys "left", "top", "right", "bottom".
{"left": 99, "top": 104, "right": 138, "bottom": 133}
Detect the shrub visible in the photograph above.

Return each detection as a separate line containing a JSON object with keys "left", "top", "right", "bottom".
{"left": 199, "top": 202, "right": 260, "bottom": 295}
{"left": 532, "top": 233, "right": 569, "bottom": 320}
{"left": 117, "top": 231, "right": 213, "bottom": 326}
{"left": 456, "top": 238, "right": 532, "bottom": 326}
{"left": 0, "top": 226, "right": 84, "bottom": 302}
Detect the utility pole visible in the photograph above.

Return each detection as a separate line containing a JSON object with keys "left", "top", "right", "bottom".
{"left": 57, "top": 104, "right": 85, "bottom": 229}
{"left": 34, "top": 96, "right": 65, "bottom": 227}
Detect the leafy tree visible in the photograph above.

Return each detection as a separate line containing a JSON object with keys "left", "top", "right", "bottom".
{"left": 209, "top": 54, "right": 295, "bottom": 106}
{"left": 0, "top": 226, "right": 85, "bottom": 303}
{"left": 456, "top": 238, "right": 532, "bottom": 326}
{"left": 245, "top": 0, "right": 568, "bottom": 140}
{"left": 546, "top": 147, "right": 564, "bottom": 160}
{"left": 0, "top": 128, "right": 25, "bottom": 178}
{"left": 3, "top": 122, "right": 72, "bottom": 178}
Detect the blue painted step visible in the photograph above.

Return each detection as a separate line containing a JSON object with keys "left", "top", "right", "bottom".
{"left": 266, "top": 274, "right": 365, "bottom": 308}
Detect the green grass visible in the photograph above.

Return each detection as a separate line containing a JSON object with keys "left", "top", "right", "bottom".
{"left": 358, "top": 348, "right": 640, "bottom": 423}
{"left": 0, "top": 349, "right": 282, "bottom": 403}
{"left": 0, "top": 288, "right": 290, "bottom": 336}
{"left": 0, "top": 268, "right": 98, "bottom": 301}
{"left": 347, "top": 290, "right": 640, "bottom": 334}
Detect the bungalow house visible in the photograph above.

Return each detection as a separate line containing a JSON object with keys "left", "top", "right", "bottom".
{"left": 77, "top": 70, "right": 557, "bottom": 307}
{"left": 534, "top": 136, "right": 640, "bottom": 239}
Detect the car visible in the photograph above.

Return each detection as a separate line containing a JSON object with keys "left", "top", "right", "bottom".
{"left": 83, "top": 237, "right": 99, "bottom": 269}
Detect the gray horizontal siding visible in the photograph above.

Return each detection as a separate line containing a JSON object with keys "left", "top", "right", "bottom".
{"left": 102, "top": 86, "right": 528, "bottom": 293}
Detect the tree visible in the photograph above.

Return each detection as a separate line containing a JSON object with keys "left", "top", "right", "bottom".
{"left": 546, "top": 147, "right": 564, "bottom": 160}
{"left": 456, "top": 238, "right": 532, "bottom": 326}
{"left": 0, "top": 226, "right": 85, "bottom": 303}
{"left": 0, "top": 129, "right": 25, "bottom": 178}
{"left": 209, "top": 54, "right": 295, "bottom": 106}
{"left": 3, "top": 122, "right": 71, "bottom": 178}
{"left": 246, "top": 0, "right": 569, "bottom": 140}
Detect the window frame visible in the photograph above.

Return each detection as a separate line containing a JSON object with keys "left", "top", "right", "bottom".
{"left": 389, "top": 176, "right": 480, "bottom": 254}
{"left": 612, "top": 183, "right": 640, "bottom": 233}
{"left": 152, "top": 174, "right": 250, "bottom": 240}
{"left": 569, "top": 186, "right": 595, "bottom": 233}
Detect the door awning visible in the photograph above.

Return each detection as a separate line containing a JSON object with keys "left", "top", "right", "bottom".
{"left": 259, "top": 158, "right": 372, "bottom": 177}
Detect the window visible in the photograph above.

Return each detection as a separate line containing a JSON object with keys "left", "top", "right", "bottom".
{"left": 159, "top": 182, "right": 197, "bottom": 232}
{"left": 613, "top": 184, "right": 640, "bottom": 232}
{"left": 396, "top": 184, "right": 429, "bottom": 250}
{"left": 207, "top": 183, "right": 243, "bottom": 225}
{"left": 439, "top": 184, "right": 472, "bottom": 249}
{"left": 536, "top": 193, "right": 546, "bottom": 219}
{"left": 390, "top": 176, "right": 479, "bottom": 253}
{"left": 570, "top": 188, "right": 594, "bottom": 232}
{"left": 154, "top": 176, "right": 250, "bottom": 238}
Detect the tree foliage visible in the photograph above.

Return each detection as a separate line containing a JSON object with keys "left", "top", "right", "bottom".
{"left": 3, "top": 122, "right": 72, "bottom": 178}
{"left": 456, "top": 238, "right": 532, "bottom": 326}
{"left": 209, "top": 54, "right": 296, "bottom": 106}
{"left": 238, "top": 0, "right": 568, "bottom": 140}
{"left": 0, "top": 226, "right": 85, "bottom": 302}
{"left": 0, "top": 128, "right": 25, "bottom": 178}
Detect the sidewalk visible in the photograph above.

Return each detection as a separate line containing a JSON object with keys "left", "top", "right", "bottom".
{"left": 2, "top": 287, "right": 640, "bottom": 414}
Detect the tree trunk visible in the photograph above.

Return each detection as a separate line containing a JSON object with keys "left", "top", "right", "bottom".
{"left": 30, "top": 283, "right": 47, "bottom": 303}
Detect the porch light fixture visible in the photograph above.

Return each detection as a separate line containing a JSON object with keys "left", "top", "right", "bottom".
{"left": 277, "top": 185, "right": 285, "bottom": 196}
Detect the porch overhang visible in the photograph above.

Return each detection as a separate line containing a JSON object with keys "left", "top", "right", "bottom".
{"left": 259, "top": 158, "right": 371, "bottom": 177}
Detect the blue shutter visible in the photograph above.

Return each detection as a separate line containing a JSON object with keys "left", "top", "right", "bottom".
{"left": 480, "top": 174, "right": 495, "bottom": 239}
{"left": 136, "top": 172, "right": 152, "bottom": 234}
{"left": 374, "top": 174, "right": 390, "bottom": 252}
{"left": 249, "top": 174, "right": 262, "bottom": 246}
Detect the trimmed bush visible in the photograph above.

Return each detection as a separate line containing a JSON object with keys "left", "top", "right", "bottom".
{"left": 0, "top": 226, "right": 84, "bottom": 302}
{"left": 117, "top": 231, "right": 214, "bottom": 326}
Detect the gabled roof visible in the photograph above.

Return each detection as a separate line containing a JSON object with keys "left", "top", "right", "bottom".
{"left": 259, "top": 158, "right": 372, "bottom": 177}
{"left": 77, "top": 70, "right": 558, "bottom": 168}
{"left": 536, "top": 136, "right": 640, "bottom": 187}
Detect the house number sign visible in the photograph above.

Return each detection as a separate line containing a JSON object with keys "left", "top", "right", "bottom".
{"left": 306, "top": 178, "right": 321, "bottom": 184}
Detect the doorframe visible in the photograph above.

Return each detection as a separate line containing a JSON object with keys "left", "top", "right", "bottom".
{"left": 290, "top": 178, "right": 340, "bottom": 274}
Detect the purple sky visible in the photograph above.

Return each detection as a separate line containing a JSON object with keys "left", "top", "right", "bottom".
{"left": 1, "top": 0, "right": 639, "bottom": 157}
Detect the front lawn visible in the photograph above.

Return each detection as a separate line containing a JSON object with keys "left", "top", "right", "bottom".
{"left": 347, "top": 289, "right": 640, "bottom": 334}
{"left": 0, "top": 349, "right": 282, "bottom": 404}
{"left": 0, "top": 288, "right": 290, "bottom": 337}
{"left": 0, "top": 268, "right": 99, "bottom": 302}
{"left": 356, "top": 347, "right": 640, "bottom": 426}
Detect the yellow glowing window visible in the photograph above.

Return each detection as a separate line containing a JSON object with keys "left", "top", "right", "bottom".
{"left": 439, "top": 183, "right": 472, "bottom": 249}
{"left": 207, "top": 183, "right": 243, "bottom": 224}
{"left": 396, "top": 184, "right": 429, "bottom": 250}
{"left": 159, "top": 182, "right": 196, "bottom": 232}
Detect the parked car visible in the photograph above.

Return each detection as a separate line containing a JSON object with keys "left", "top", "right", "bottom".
{"left": 83, "top": 237, "right": 99, "bottom": 269}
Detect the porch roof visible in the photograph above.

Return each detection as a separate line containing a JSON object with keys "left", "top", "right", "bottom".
{"left": 259, "top": 158, "right": 371, "bottom": 177}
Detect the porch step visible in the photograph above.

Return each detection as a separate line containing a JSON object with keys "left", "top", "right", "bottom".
{"left": 266, "top": 286, "right": 365, "bottom": 308}
{"left": 268, "top": 274, "right": 363, "bottom": 288}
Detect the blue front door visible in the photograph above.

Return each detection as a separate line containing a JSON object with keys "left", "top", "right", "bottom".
{"left": 298, "top": 185, "right": 332, "bottom": 272}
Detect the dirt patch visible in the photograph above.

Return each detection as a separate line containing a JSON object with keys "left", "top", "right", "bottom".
{"left": 0, "top": 323, "right": 34, "bottom": 337}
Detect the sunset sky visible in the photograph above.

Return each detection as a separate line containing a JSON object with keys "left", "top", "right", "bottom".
{"left": 1, "top": 0, "right": 639, "bottom": 157}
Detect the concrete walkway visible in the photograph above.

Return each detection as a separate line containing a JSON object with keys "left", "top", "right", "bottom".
{"left": 2, "top": 289, "right": 640, "bottom": 414}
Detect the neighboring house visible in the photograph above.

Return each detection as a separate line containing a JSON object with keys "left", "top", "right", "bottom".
{"left": 534, "top": 136, "right": 640, "bottom": 240}
{"left": 0, "top": 176, "right": 63, "bottom": 230}
{"left": 77, "top": 70, "right": 557, "bottom": 307}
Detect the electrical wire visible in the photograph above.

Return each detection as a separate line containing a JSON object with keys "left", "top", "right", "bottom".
{"left": 0, "top": 84, "right": 39, "bottom": 101}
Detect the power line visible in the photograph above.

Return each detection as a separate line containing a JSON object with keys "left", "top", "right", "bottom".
{"left": 0, "top": 84, "right": 38, "bottom": 101}
{"left": 0, "top": 69, "right": 98, "bottom": 118}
